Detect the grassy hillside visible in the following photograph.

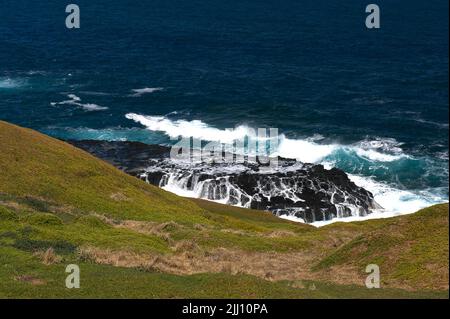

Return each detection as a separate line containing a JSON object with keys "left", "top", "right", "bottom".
{"left": 0, "top": 121, "right": 448, "bottom": 298}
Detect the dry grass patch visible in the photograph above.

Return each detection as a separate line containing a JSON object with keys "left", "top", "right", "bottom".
{"left": 110, "top": 192, "right": 129, "bottom": 202}
{"left": 114, "top": 220, "right": 182, "bottom": 243}
{"left": 34, "top": 248, "right": 63, "bottom": 265}
{"left": 289, "top": 280, "right": 306, "bottom": 289}
{"left": 265, "top": 230, "right": 297, "bottom": 238}
{"left": 89, "top": 214, "right": 182, "bottom": 244}
{"left": 193, "top": 223, "right": 209, "bottom": 231}
{"left": 0, "top": 200, "right": 22, "bottom": 211}
{"left": 90, "top": 213, "right": 119, "bottom": 225}
{"left": 220, "top": 228, "right": 249, "bottom": 236}
{"left": 14, "top": 275, "right": 46, "bottom": 286}
{"left": 218, "top": 229, "right": 297, "bottom": 239}
{"left": 77, "top": 246, "right": 159, "bottom": 270}
{"left": 173, "top": 240, "right": 201, "bottom": 253}
{"left": 75, "top": 244, "right": 364, "bottom": 286}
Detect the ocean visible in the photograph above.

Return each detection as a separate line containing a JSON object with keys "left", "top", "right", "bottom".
{"left": 1, "top": 0, "right": 448, "bottom": 223}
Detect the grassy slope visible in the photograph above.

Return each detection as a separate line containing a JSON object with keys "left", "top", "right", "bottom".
{"left": 314, "top": 204, "right": 449, "bottom": 290}
{"left": 0, "top": 121, "right": 448, "bottom": 298}
{"left": 0, "top": 121, "right": 209, "bottom": 225}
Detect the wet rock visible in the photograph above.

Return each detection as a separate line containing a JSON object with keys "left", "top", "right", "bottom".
{"left": 69, "top": 140, "right": 381, "bottom": 223}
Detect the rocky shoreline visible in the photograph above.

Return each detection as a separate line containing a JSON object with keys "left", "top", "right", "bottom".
{"left": 69, "top": 140, "right": 382, "bottom": 223}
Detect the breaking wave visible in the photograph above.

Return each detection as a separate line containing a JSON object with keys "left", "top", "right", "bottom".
{"left": 307, "top": 174, "right": 447, "bottom": 227}
{"left": 121, "top": 113, "right": 448, "bottom": 224}
{"left": 130, "top": 87, "right": 164, "bottom": 97}
{"left": 125, "top": 113, "right": 411, "bottom": 164}
{"left": 51, "top": 94, "right": 108, "bottom": 111}
{"left": 0, "top": 77, "right": 26, "bottom": 89}
{"left": 125, "top": 113, "right": 257, "bottom": 144}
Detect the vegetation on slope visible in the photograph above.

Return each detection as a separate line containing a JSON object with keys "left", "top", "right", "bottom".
{"left": 314, "top": 204, "right": 449, "bottom": 290}
{"left": 0, "top": 121, "right": 448, "bottom": 298}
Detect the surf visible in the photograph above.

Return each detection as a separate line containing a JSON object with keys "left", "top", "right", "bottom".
{"left": 124, "top": 113, "right": 449, "bottom": 224}
{"left": 0, "top": 77, "right": 25, "bottom": 89}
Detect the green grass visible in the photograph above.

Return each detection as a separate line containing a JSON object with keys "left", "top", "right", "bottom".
{"left": 0, "top": 246, "right": 446, "bottom": 299}
{"left": 192, "top": 198, "right": 313, "bottom": 233}
{"left": 0, "top": 121, "right": 209, "bottom": 226}
{"left": 0, "top": 120, "right": 448, "bottom": 298}
{"left": 313, "top": 204, "right": 449, "bottom": 290}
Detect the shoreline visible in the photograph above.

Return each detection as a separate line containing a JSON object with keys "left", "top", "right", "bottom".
{"left": 67, "top": 139, "right": 447, "bottom": 226}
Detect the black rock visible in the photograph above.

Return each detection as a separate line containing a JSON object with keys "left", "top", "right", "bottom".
{"left": 68, "top": 140, "right": 382, "bottom": 223}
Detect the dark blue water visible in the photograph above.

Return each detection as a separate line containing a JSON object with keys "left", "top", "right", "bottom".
{"left": 1, "top": 0, "right": 448, "bottom": 215}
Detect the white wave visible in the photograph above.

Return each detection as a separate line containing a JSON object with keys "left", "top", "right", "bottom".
{"left": 306, "top": 134, "right": 325, "bottom": 142}
{"left": 125, "top": 113, "right": 256, "bottom": 144}
{"left": 275, "top": 136, "right": 337, "bottom": 163}
{"left": 156, "top": 163, "right": 446, "bottom": 228}
{"left": 79, "top": 91, "right": 115, "bottom": 97}
{"left": 436, "top": 151, "right": 449, "bottom": 160}
{"left": 413, "top": 118, "right": 449, "bottom": 129}
{"left": 311, "top": 174, "right": 446, "bottom": 227}
{"left": 26, "top": 70, "right": 48, "bottom": 75}
{"left": 43, "top": 126, "right": 157, "bottom": 142}
{"left": 130, "top": 87, "right": 164, "bottom": 97}
{"left": 279, "top": 214, "right": 306, "bottom": 223}
{"left": 161, "top": 183, "right": 201, "bottom": 199}
{"left": 276, "top": 137, "right": 409, "bottom": 163}
{"left": 357, "top": 138, "right": 403, "bottom": 153}
{"left": 349, "top": 174, "right": 444, "bottom": 213}
{"left": 354, "top": 148, "right": 405, "bottom": 162}
{"left": 278, "top": 137, "right": 408, "bottom": 164}
{"left": 352, "top": 138, "right": 408, "bottom": 162}
{"left": 67, "top": 94, "right": 81, "bottom": 102}
{"left": 125, "top": 114, "right": 413, "bottom": 164}
{"left": 51, "top": 94, "right": 81, "bottom": 106}
{"left": 0, "top": 77, "right": 25, "bottom": 89}
{"left": 160, "top": 179, "right": 241, "bottom": 207}
{"left": 51, "top": 94, "right": 108, "bottom": 112}
{"left": 125, "top": 114, "right": 447, "bottom": 225}
{"left": 81, "top": 103, "right": 108, "bottom": 111}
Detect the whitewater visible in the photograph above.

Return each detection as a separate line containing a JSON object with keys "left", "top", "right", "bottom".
{"left": 125, "top": 113, "right": 448, "bottom": 226}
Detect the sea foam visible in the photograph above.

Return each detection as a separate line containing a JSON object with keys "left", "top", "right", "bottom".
{"left": 310, "top": 174, "right": 446, "bottom": 227}
{"left": 125, "top": 113, "right": 257, "bottom": 144}
{"left": 51, "top": 94, "right": 108, "bottom": 111}
{"left": 0, "top": 77, "right": 25, "bottom": 89}
{"left": 125, "top": 113, "right": 408, "bottom": 163}
{"left": 130, "top": 87, "right": 164, "bottom": 97}
{"left": 125, "top": 113, "right": 448, "bottom": 225}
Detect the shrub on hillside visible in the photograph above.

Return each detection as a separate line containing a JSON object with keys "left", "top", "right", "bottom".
{"left": 24, "top": 213, "right": 63, "bottom": 226}
{"left": 0, "top": 205, "right": 18, "bottom": 221}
